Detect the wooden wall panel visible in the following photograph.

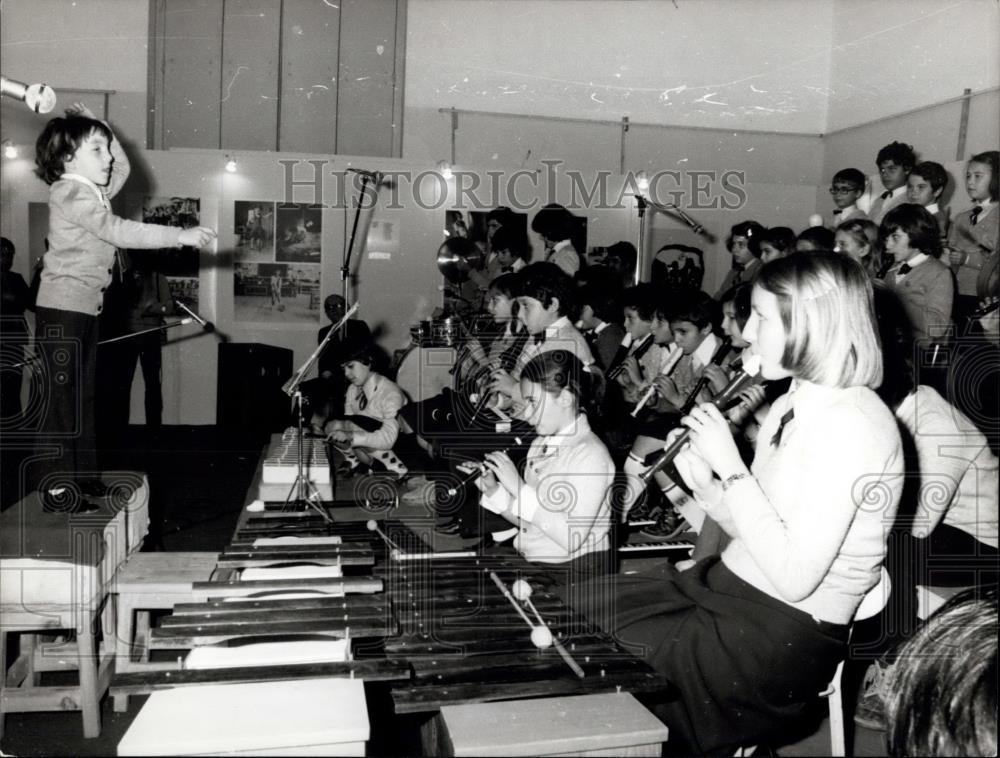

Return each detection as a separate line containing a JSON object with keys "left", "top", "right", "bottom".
{"left": 336, "top": 0, "right": 401, "bottom": 157}
{"left": 160, "top": 0, "right": 224, "bottom": 149}
{"left": 279, "top": 0, "right": 341, "bottom": 154}
{"left": 221, "top": 0, "right": 281, "bottom": 151}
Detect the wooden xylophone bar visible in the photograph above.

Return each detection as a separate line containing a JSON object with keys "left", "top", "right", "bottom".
{"left": 357, "top": 521, "right": 674, "bottom": 715}
{"left": 112, "top": 512, "right": 673, "bottom": 728}
{"left": 110, "top": 518, "right": 398, "bottom": 705}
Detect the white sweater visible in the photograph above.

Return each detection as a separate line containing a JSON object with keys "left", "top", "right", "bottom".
{"left": 482, "top": 414, "right": 613, "bottom": 564}
{"left": 700, "top": 381, "right": 904, "bottom": 625}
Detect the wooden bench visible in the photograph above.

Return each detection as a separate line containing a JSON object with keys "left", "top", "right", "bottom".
{"left": 426, "top": 692, "right": 669, "bottom": 756}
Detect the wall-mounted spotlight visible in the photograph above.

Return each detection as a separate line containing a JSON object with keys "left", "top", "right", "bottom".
{"left": 225, "top": 156, "right": 238, "bottom": 173}
{"left": 437, "top": 160, "right": 453, "bottom": 180}
{"left": 2, "top": 140, "right": 18, "bottom": 159}
{"left": 636, "top": 171, "right": 650, "bottom": 192}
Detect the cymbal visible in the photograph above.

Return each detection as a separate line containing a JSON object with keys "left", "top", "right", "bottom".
{"left": 437, "top": 241, "right": 485, "bottom": 283}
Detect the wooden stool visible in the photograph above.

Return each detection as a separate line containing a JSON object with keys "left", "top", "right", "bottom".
{"left": 118, "top": 678, "right": 369, "bottom": 756}
{"left": 1, "top": 481, "right": 149, "bottom": 739}
{"left": 0, "top": 595, "right": 112, "bottom": 739}
{"left": 426, "top": 692, "right": 669, "bottom": 756}
{"left": 111, "top": 551, "right": 218, "bottom": 710}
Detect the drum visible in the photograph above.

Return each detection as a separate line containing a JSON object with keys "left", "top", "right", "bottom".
{"left": 394, "top": 345, "right": 457, "bottom": 402}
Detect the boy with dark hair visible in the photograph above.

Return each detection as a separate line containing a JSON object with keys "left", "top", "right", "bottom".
{"left": 714, "top": 220, "right": 765, "bottom": 298}
{"left": 882, "top": 203, "right": 953, "bottom": 345}
{"left": 649, "top": 289, "right": 722, "bottom": 412}
{"left": 604, "top": 240, "right": 638, "bottom": 288}
{"left": 871, "top": 141, "right": 917, "bottom": 224}
{"left": 829, "top": 167, "right": 868, "bottom": 226}
{"left": 796, "top": 225, "right": 836, "bottom": 252}
{"left": 489, "top": 262, "right": 593, "bottom": 410}
{"left": 490, "top": 226, "right": 529, "bottom": 274}
{"left": 325, "top": 339, "right": 409, "bottom": 479}
{"left": 531, "top": 203, "right": 581, "bottom": 276}
{"left": 613, "top": 283, "right": 665, "bottom": 405}
{"left": 577, "top": 281, "right": 625, "bottom": 371}
{"left": 907, "top": 161, "right": 950, "bottom": 240}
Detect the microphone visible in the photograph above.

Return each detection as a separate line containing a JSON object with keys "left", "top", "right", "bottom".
{"left": 1, "top": 76, "right": 57, "bottom": 114}
{"left": 661, "top": 202, "right": 716, "bottom": 243}
{"left": 174, "top": 300, "right": 215, "bottom": 332}
{"left": 346, "top": 167, "right": 382, "bottom": 180}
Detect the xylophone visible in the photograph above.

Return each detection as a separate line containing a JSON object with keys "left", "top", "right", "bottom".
{"left": 111, "top": 506, "right": 674, "bottom": 753}
{"left": 261, "top": 427, "right": 331, "bottom": 484}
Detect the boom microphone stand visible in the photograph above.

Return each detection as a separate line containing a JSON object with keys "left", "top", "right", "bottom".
{"left": 342, "top": 169, "right": 383, "bottom": 302}
{"left": 280, "top": 302, "right": 360, "bottom": 522}
{"left": 635, "top": 194, "right": 716, "bottom": 281}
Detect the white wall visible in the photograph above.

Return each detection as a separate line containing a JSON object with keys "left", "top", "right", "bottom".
{"left": 827, "top": 0, "right": 1000, "bottom": 132}
{"left": 405, "top": 0, "right": 834, "bottom": 136}
{"left": 0, "top": 0, "right": 149, "bottom": 147}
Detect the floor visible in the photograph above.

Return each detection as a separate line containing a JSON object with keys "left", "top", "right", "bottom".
{"left": 0, "top": 425, "right": 890, "bottom": 756}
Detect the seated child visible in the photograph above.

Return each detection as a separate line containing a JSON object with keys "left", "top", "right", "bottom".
{"left": 613, "top": 283, "right": 666, "bottom": 405}
{"left": 325, "top": 341, "right": 409, "bottom": 479}
{"left": 643, "top": 284, "right": 769, "bottom": 544}
{"left": 491, "top": 225, "right": 529, "bottom": 274}
{"left": 464, "top": 350, "right": 614, "bottom": 574}
{"left": 622, "top": 289, "right": 726, "bottom": 523}
{"left": 490, "top": 262, "right": 594, "bottom": 413}
{"left": 881, "top": 204, "right": 954, "bottom": 345}
{"left": 604, "top": 240, "right": 639, "bottom": 289}
{"left": 304, "top": 294, "right": 373, "bottom": 433}
{"left": 906, "top": 160, "right": 950, "bottom": 242}
{"left": 796, "top": 225, "right": 835, "bottom": 252}
{"left": 455, "top": 272, "right": 527, "bottom": 394}
{"left": 576, "top": 280, "right": 626, "bottom": 372}
{"left": 835, "top": 217, "right": 883, "bottom": 278}
{"left": 828, "top": 167, "right": 869, "bottom": 227}
{"left": 758, "top": 226, "right": 796, "bottom": 264}
{"left": 714, "top": 220, "right": 766, "bottom": 298}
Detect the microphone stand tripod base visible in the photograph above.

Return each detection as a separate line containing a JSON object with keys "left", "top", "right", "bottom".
{"left": 284, "top": 389, "right": 335, "bottom": 526}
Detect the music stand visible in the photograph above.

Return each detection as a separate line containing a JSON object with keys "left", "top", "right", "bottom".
{"left": 280, "top": 303, "right": 360, "bottom": 523}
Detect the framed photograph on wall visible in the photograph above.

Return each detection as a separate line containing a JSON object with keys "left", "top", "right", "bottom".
{"left": 234, "top": 261, "right": 321, "bottom": 324}
{"left": 140, "top": 196, "right": 202, "bottom": 277}
{"left": 275, "top": 203, "right": 322, "bottom": 263}
{"left": 233, "top": 200, "right": 276, "bottom": 262}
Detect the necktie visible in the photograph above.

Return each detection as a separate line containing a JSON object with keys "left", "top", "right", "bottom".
{"left": 501, "top": 265, "right": 514, "bottom": 273}
{"left": 833, "top": 209, "right": 842, "bottom": 215}
{"left": 881, "top": 190, "right": 892, "bottom": 200}
{"left": 357, "top": 389, "right": 368, "bottom": 410}
{"left": 898, "top": 263, "right": 912, "bottom": 276}
{"left": 770, "top": 408, "right": 794, "bottom": 447}
{"left": 971, "top": 205, "right": 983, "bottom": 226}
{"left": 532, "top": 332, "right": 547, "bottom": 346}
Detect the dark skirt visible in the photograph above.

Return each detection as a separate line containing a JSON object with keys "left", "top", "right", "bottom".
{"left": 570, "top": 557, "right": 849, "bottom": 756}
